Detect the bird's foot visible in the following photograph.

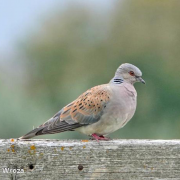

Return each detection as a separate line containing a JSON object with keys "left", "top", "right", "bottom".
{"left": 90, "top": 133, "right": 111, "bottom": 142}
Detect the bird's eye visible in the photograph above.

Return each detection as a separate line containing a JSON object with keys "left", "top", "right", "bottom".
{"left": 129, "top": 71, "right": 135, "bottom": 76}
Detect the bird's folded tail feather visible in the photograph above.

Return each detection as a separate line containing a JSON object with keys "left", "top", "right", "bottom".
{"left": 19, "top": 120, "right": 84, "bottom": 139}
{"left": 19, "top": 127, "right": 45, "bottom": 139}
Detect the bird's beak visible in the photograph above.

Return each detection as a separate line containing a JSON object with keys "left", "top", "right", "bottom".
{"left": 137, "top": 77, "right": 146, "bottom": 84}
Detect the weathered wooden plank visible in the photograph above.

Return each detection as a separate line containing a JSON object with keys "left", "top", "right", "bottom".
{"left": 0, "top": 139, "right": 180, "bottom": 180}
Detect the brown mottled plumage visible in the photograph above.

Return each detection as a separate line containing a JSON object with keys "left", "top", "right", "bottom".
{"left": 60, "top": 85, "right": 110, "bottom": 122}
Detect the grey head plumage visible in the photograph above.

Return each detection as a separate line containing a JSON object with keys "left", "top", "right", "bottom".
{"left": 110, "top": 63, "right": 145, "bottom": 85}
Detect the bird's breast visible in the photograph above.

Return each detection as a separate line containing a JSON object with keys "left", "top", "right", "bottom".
{"left": 96, "top": 84, "right": 137, "bottom": 134}
{"left": 75, "top": 84, "right": 137, "bottom": 136}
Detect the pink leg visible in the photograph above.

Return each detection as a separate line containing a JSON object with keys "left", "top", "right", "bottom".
{"left": 90, "top": 133, "right": 110, "bottom": 141}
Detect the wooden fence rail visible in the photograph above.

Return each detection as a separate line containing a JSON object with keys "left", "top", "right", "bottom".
{"left": 0, "top": 139, "right": 180, "bottom": 180}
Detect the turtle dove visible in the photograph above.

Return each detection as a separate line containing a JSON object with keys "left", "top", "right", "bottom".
{"left": 20, "top": 63, "right": 145, "bottom": 141}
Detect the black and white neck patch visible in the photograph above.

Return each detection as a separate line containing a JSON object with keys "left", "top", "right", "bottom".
{"left": 113, "top": 78, "right": 124, "bottom": 84}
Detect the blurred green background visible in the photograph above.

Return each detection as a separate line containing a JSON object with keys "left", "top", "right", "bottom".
{"left": 1, "top": 0, "right": 180, "bottom": 139}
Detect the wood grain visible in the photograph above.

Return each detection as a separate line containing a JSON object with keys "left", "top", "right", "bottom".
{"left": 0, "top": 139, "right": 180, "bottom": 180}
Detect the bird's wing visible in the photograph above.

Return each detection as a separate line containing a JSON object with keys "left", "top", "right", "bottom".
{"left": 60, "top": 84, "right": 111, "bottom": 124}
{"left": 21, "top": 84, "right": 111, "bottom": 138}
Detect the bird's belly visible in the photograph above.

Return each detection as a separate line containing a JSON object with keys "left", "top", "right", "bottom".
{"left": 95, "top": 108, "right": 135, "bottom": 135}
{"left": 76, "top": 99, "right": 136, "bottom": 136}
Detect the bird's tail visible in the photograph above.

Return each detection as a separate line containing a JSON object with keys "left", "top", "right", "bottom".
{"left": 19, "top": 127, "right": 45, "bottom": 139}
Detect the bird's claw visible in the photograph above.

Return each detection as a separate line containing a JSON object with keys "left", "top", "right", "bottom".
{"left": 89, "top": 134, "right": 111, "bottom": 142}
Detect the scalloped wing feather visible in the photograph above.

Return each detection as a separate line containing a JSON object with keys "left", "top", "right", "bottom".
{"left": 60, "top": 84, "right": 110, "bottom": 124}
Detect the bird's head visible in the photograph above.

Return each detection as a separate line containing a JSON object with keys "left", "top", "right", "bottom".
{"left": 114, "top": 63, "right": 145, "bottom": 84}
